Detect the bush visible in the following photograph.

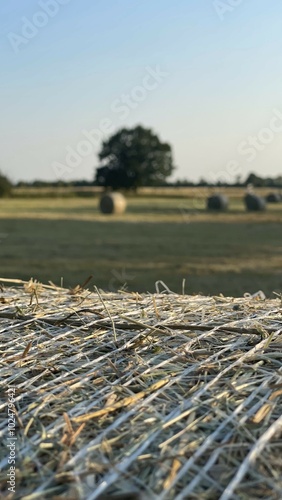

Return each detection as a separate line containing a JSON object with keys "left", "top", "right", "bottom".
{"left": 0, "top": 172, "right": 12, "bottom": 197}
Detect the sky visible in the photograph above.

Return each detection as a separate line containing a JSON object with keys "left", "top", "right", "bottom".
{"left": 1, "top": 0, "right": 282, "bottom": 184}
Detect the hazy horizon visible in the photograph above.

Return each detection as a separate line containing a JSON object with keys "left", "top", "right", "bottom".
{"left": 1, "top": 0, "right": 282, "bottom": 184}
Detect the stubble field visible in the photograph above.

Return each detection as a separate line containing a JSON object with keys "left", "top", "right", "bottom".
{"left": 0, "top": 187, "right": 281, "bottom": 297}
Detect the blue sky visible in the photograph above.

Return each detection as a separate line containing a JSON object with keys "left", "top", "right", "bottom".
{"left": 1, "top": 0, "right": 282, "bottom": 183}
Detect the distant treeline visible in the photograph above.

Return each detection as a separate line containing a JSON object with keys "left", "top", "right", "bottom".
{"left": 174, "top": 172, "right": 282, "bottom": 188}
{"left": 15, "top": 172, "right": 282, "bottom": 189}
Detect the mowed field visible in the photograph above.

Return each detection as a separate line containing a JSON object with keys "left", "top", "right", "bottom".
{"left": 0, "top": 187, "right": 282, "bottom": 297}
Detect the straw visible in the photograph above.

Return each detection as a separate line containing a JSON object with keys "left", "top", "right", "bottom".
{"left": 0, "top": 277, "right": 281, "bottom": 499}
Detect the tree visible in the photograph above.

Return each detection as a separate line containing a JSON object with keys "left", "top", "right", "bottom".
{"left": 0, "top": 172, "right": 12, "bottom": 197}
{"left": 245, "top": 172, "right": 264, "bottom": 187}
{"left": 244, "top": 172, "right": 282, "bottom": 188}
{"left": 95, "top": 125, "right": 175, "bottom": 190}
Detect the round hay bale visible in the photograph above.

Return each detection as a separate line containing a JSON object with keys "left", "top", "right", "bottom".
{"left": 207, "top": 194, "right": 229, "bottom": 211}
{"left": 244, "top": 193, "right": 266, "bottom": 211}
{"left": 99, "top": 192, "right": 127, "bottom": 214}
{"left": 266, "top": 192, "right": 281, "bottom": 203}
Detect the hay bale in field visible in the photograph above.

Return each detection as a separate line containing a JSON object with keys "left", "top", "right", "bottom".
{"left": 244, "top": 193, "right": 266, "bottom": 211}
{"left": 0, "top": 277, "right": 282, "bottom": 499}
{"left": 99, "top": 192, "right": 127, "bottom": 214}
{"left": 266, "top": 192, "right": 281, "bottom": 203}
{"left": 206, "top": 193, "right": 229, "bottom": 211}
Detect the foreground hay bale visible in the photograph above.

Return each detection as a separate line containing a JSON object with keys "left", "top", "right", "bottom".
{"left": 99, "top": 192, "right": 127, "bottom": 214}
{"left": 244, "top": 193, "right": 266, "bottom": 211}
{"left": 0, "top": 278, "right": 282, "bottom": 499}
{"left": 266, "top": 192, "right": 281, "bottom": 203}
{"left": 207, "top": 193, "right": 229, "bottom": 211}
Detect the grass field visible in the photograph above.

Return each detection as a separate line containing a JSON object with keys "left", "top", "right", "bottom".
{"left": 0, "top": 187, "right": 282, "bottom": 297}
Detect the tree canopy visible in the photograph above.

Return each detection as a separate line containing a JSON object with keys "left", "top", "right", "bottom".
{"left": 245, "top": 172, "right": 282, "bottom": 187}
{"left": 95, "top": 125, "right": 175, "bottom": 190}
{"left": 0, "top": 172, "right": 12, "bottom": 197}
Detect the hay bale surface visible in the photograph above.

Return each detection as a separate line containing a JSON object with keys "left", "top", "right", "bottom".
{"left": 207, "top": 194, "right": 229, "bottom": 211}
{"left": 99, "top": 192, "right": 127, "bottom": 214}
{"left": 0, "top": 278, "right": 282, "bottom": 499}
{"left": 266, "top": 192, "right": 281, "bottom": 203}
{"left": 244, "top": 193, "right": 266, "bottom": 211}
